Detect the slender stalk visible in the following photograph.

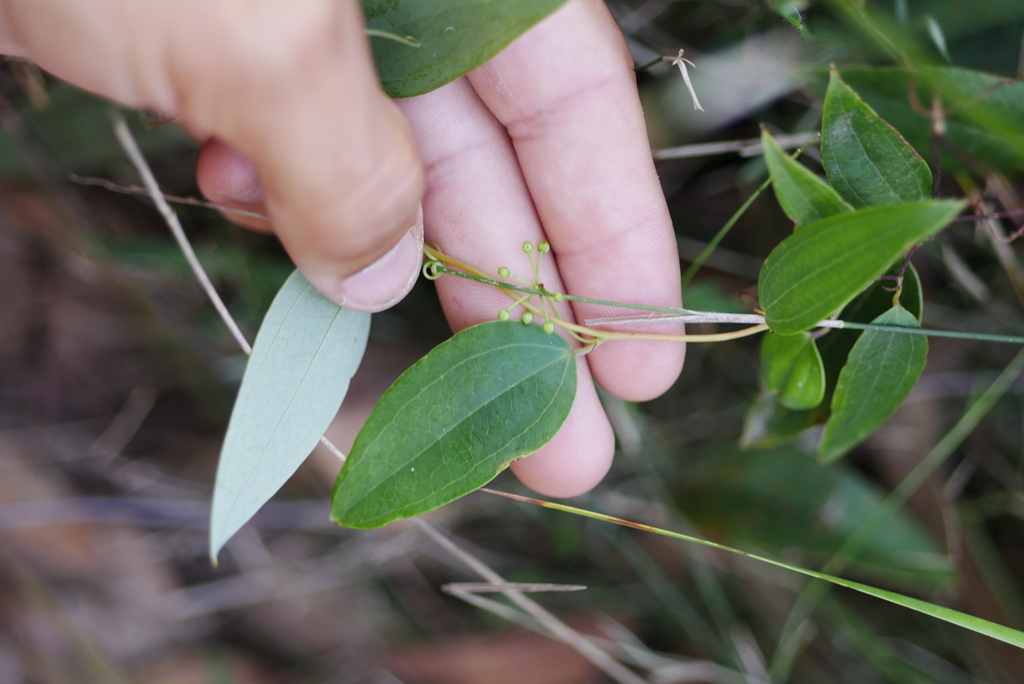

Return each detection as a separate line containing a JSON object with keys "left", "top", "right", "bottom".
{"left": 415, "top": 519, "right": 649, "bottom": 684}
{"left": 679, "top": 177, "right": 772, "bottom": 291}
{"left": 679, "top": 136, "right": 821, "bottom": 289}
{"left": 113, "top": 114, "right": 253, "bottom": 355}
{"left": 654, "top": 132, "right": 819, "bottom": 161}
{"left": 427, "top": 251, "right": 1024, "bottom": 346}
{"left": 425, "top": 248, "right": 766, "bottom": 343}
{"left": 69, "top": 174, "right": 268, "bottom": 220}
{"left": 480, "top": 488, "right": 1024, "bottom": 651}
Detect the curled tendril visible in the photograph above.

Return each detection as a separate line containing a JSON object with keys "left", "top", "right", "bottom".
{"left": 422, "top": 260, "right": 444, "bottom": 280}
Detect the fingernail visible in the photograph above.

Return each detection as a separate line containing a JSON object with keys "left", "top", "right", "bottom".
{"left": 336, "top": 207, "right": 423, "bottom": 313}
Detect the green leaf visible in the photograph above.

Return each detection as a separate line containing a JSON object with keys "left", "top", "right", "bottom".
{"left": 744, "top": 264, "right": 922, "bottom": 450}
{"left": 331, "top": 321, "right": 577, "bottom": 529}
{"left": 815, "top": 65, "right": 1024, "bottom": 175}
{"left": 821, "top": 67, "right": 932, "bottom": 207}
{"left": 819, "top": 305, "right": 928, "bottom": 463}
{"left": 762, "top": 129, "right": 853, "bottom": 227}
{"left": 760, "top": 332, "right": 825, "bottom": 410}
{"left": 211, "top": 271, "right": 370, "bottom": 560}
{"left": 759, "top": 200, "right": 963, "bottom": 334}
{"left": 818, "top": 261, "right": 923, "bottom": 397}
{"left": 363, "top": 0, "right": 570, "bottom": 98}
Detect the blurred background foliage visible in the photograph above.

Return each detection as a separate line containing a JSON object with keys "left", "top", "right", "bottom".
{"left": 1, "top": 0, "right": 1024, "bottom": 682}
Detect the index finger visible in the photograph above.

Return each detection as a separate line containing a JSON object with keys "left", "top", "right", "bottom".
{"left": 467, "top": 0, "right": 685, "bottom": 402}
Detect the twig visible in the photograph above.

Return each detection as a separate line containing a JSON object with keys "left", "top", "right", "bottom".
{"left": 113, "top": 113, "right": 253, "bottom": 355}
{"left": 69, "top": 173, "right": 269, "bottom": 220}
{"left": 654, "top": 132, "right": 819, "bottom": 161}
{"left": 415, "top": 518, "right": 649, "bottom": 684}
{"left": 112, "top": 114, "right": 344, "bottom": 460}
{"left": 442, "top": 583, "right": 587, "bottom": 593}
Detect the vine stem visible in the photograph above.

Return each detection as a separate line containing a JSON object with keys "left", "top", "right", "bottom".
{"left": 425, "top": 247, "right": 1024, "bottom": 346}
{"left": 424, "top": 246, "right": 768, "bottom": 344}
{"left": 90, "top": 163, "right": 1024, "bottom": 348}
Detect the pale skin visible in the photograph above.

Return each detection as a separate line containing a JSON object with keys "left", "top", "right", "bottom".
{"left": 0, "top": 0, "right": 685, "bottom": 497}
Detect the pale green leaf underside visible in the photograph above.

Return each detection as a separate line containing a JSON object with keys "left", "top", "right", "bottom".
{"left": 762, "top": 129, "right": 853, "bottom": 227}
{"left": 210, "top": 271, "right": 370, "bottom": 560}
{"left": 363, "top": 0, "right": 570, "bottom": 98}
{"left": 819, "top": 305, "right": 927, "bottom": 463}
{"left": 822, "top": 68, "right": 932, "bottom": 208}
{"left": 331, "top": 321, "right": 577, "bottom": 529}
{"left": 758, "top": 200, "right": 963, "bottom": 334}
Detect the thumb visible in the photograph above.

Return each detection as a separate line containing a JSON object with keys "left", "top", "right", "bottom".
{"left": 2, "top": 0, "right": 424, "bottom": 310}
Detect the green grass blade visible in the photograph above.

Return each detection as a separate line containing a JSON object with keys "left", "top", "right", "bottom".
{"left": 483, "top": 488, "right": 1024, "bottom": 651}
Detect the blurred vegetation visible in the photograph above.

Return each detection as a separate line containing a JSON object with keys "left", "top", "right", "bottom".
{"left": 1, "top": 1, "right": 1024, "bottom": 682}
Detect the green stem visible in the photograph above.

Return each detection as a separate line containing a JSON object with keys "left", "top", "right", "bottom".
{"left": 431, "top": 262, "right": 1024, "bottom": 345}
{"left": 679, "top": 176, "right": 771, "bottom": 291}
{"left": 429, "top": 263, "right": 705, "bottom": 315}
{"left": 634, "top": 56, "right": 664, "bottom": 72}
{"left": 482, "top": 487, "right": 1024, "bottom": 651}
{"left": 840, "top": 321, "right": 1024, "bottom": 344}
{"left": 679, "top": 136, "right": 819, "bottom": 290}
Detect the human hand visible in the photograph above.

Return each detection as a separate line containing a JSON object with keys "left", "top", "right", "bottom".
{"left": 1, "top": 0, "right": 684, "bottom": 498}
{"left": 0, "top": 0, "right": 426, "bottom": 311}
{"left": 390, "top": 0, "right": 685, "bottom": 497}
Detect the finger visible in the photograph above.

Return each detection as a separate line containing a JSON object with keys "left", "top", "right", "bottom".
{"left": 396, "top": 78, "right": 614, "bottom": 497}
{"left": 4, "top": 0, "right": 424, "bottom": 311}
{"left": 468, "top": 0, "right": 685, "bottom": 401}
{"left": 196, "top": 138, "right": 271, "bottom": 232}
